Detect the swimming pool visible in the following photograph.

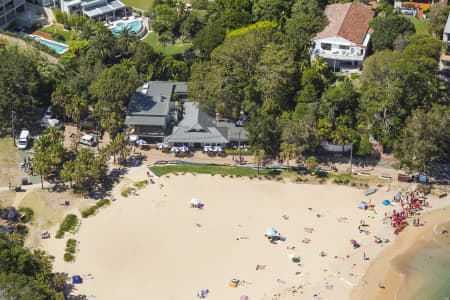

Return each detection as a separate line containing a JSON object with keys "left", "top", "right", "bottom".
{"left": 32, "top": 36, "right": 68, "bottom": 54}
{"left": 111, "top": 20, "right": 143, "bottom": 36}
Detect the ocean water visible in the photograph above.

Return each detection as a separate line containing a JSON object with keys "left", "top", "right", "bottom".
{"left": 395, "top": 221, "right": 450, "bottom": 300}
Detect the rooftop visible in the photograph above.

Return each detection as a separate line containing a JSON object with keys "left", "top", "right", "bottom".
{"left": 165, "top": 102, "right": 228, "bottom": 144}
{"left": 445, "top": 13, "right": 450, "bottom": 35}
{"left": 315, "top": 2, "right": 374, "bottom": 45}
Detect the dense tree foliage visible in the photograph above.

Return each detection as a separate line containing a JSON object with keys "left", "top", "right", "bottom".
{"left": 370, "top": 15, "right": 416, "bottom": 51}
{"left": 428, "top": 4, "right": 450, "bottom": 38}
{"left": 0, "top": 233, "right": 62, "bottom": 299}
{"left": 0, "top": 47, "right": 57, "bottom": 131}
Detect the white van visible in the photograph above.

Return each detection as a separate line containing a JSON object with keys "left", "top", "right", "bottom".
{"left": 79, "top": 134, "right": 97, "bottom": 147}
{"left": 17, "top": 129, "right": 30, "bottom": 150}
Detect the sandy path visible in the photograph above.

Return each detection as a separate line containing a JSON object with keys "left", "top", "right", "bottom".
{"left": 41, "top": 167, "right": 422, "bottom": 300}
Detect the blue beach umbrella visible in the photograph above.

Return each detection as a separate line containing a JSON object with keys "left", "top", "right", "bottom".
{"left": 265, "top": 227, "right": 277, "bottom": 237}
{"left": 157, "top": 142, "right": 167, "bottom": 149}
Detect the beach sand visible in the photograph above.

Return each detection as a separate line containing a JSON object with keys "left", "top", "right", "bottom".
{"left": 40, "top": 166, "right": 445, "bottom": 300}
{"left": 351, "top": 201, "right": 450, "bottom": 300}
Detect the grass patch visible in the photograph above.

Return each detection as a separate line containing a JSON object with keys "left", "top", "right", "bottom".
{"left": 81, "top": 198, "right": 111, "bottom": 218}
{"left": 405, "top": 16, "right": 430, "bottom": 35}
{"left": 20, "top": 190, "right": 64, "bottom": 229}
{"left": 121, "top": 0, "right": 153, "bottom": 10}
{"left": 41, "top": 24, "right": 74, "bottom": 42}
{"left": 150, "top": 165, "right": 274, "bottom": 177}
{"left": 0, "top": 137, "right": 20, "bottom": 186}
{"left": 0, "top": 191, "right": 15, "bottom": 207}
{"left": 55, "top": 214, "right": 79, "bottom": 239}
{"left": 142, "top": 31, "right": 192, "bottom": 56}
{"left": 133, "top": 180, "right": 148, "bottom": 189}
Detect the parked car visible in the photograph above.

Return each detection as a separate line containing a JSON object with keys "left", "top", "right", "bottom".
{"left": 17, "top": 129, "right": 30, "bottom": 150}
{"left": 79, "top": 134, "right": 97, "bottom": 147}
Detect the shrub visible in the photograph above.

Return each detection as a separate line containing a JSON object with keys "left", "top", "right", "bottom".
{"left": 52, "top": 32, "right": 65, "bottom": 42}
{"left": 65, "top": 239, "right": 77, "bottom": 254}
{"left": 121, "top": 187, "right": 134, "bottom": 197}
{"left": 18, "top": 207, "right": 33, "bottom": 223}
{"left": 81, "top": 198, "right": 111, "bottom": 218}
{"left": 64, "top": 253, "right": 75, "bottom": 262}
{"left": 134, "top": 180, "right": 148, "bottom": 189}
{"left": 55, "top": 214, "right": 79, "bottom": 239}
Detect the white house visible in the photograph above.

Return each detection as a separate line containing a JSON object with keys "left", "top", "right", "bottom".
{"left": 60, "top": 0, "right": 126, "bottom": 21}
{"left": 439, "top": 13, "right": 450, "bottom": 71}
{"left": 311, "top": 2, "right": 375, "bottom": 72}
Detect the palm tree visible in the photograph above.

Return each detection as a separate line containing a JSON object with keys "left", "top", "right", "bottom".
{"left": 305, "top": 156, "right": 318, "bottom": 174}
{"left": 76, "top": 22, "right": 95, "bottom": 40}
{"left": 89, "top": 30, "right": 115, "bottom": 62}
{"left": 116, "top": 27, "right": 137, "bottom": 57}
{"left": 52, "top": 273, "right": 69, "bottom": 293}
{"left": 253, "top": 149, "right": 265, "bottom": 175}
{"left": 65, "top": 95, "right": 88, "bottom": 132}
{"left": 280, "top": 142, "right": 297, "bottom": 172}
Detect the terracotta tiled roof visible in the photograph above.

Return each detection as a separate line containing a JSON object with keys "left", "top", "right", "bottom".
{"left": 315, "top": 3, "right": 375, "bottom": 46}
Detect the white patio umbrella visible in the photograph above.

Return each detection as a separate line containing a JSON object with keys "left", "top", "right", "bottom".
{"left": 157, "top": 142, "right": 168, "bottom": 149}
{"left": 190, "top": 198, "right": 201, "bottom": 206}
{"left": 136, "top": 139, "right": 147, "bottom": 146}
{"left": 170, "top": 146, "right": 179, "bottom": 153}
{"left": 179, "top": 145, "right": 189, "bottom": 152}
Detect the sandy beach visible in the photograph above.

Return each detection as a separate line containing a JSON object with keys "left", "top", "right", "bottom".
{"left": 39, "top": 165, "right": 448, "bottom": 300}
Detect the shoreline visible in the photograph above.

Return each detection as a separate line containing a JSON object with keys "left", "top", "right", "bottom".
{"left": 350, "top": 199, "right": 450, "bottom": 300}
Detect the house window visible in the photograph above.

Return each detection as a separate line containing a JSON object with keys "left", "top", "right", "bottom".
{"left": 339, "top": 45, "right": 350, "bottom": 50}
{"left": 360, "top": 49, "right": 364, "bottom": 56}
{"left": 321, "top": 43, "right": 331, "bottom": 51}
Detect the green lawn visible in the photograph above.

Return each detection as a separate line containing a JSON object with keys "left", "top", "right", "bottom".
{"left": 0, "top": 137, "right": 20, "bottom": 186}
{"left": 41, "top": 24, "right": 74, "bottom": 42}
{"left": 150, "top": 164, "right": 278, "bottom": 177}
{"left": 142, "top": 31, "right": 192, "bottom": 56}
{"left": 406, "top": 16, "right": 430, "bottom": 35}
{"left": 121, "top": 0, "right": 153, "bottom": 11}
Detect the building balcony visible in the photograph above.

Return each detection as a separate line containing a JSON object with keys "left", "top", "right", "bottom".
{"left": 312, "top": 48, "right": 365, "bottom": 62}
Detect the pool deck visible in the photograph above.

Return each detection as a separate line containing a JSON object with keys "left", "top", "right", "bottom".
{"left": 31, "top": 30, "right": 52, "bottom": 40}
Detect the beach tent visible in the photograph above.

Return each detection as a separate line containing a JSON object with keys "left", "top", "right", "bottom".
{"left": 157, "top": 142, "right": 167, "bottom": 149}
{"left": 358, "top": 201, "right": 368, "bottom": 210}
{"left": 72, "top": 275, "right": 82, "bottom": 284}
{"left": 382, "top": 200, "right": 391, "bottom": 206}
{"left": 265, "top": 227, "right": 277, "bottom": 237}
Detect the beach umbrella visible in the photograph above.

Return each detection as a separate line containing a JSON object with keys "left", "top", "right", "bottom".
{"left": 190, "top": 198, "right": 201, "bottom": 206}
{"left": 157, "top": 142, "right": 167, "bottom": 149}
{"left": 129, "top": 135, "right": 138, "bottom": 143}
{"left": 265, "top": 227, "right": 277, "bottom": 237}
{"left": 382, "top": 199, "right": 391, "bottom": 206}
{"left": 170, "top": 146, "right": 179, "bottom": 153}
{"left": 179, "top": 145, "right": 189, "bottom": 152}
{"left": 240, "top": 296, "right": 249, "bottom": 300}
{"left": 204, "top": 145, "right": 212, "bottom": 152}
{"left": 136, "top": 139, "right": 147, "bottom": 146}
{"left": 288, "top": 253, "right": 297, "bottom": 259}
{"left": 216, "top": 146, "right": 223, "bottom": 152}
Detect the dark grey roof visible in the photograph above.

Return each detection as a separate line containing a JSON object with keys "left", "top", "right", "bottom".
{"left": 127, "top": 81, "right": 188, "bottom": 119}
{"left": 124, "top": 115, "right": 166, "bottom": 127}
{"left": 165, "top": 102, "right": 228, "bottom": 144}
{"left": 216, "top": 121, "right": 249, "bottom": 142}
